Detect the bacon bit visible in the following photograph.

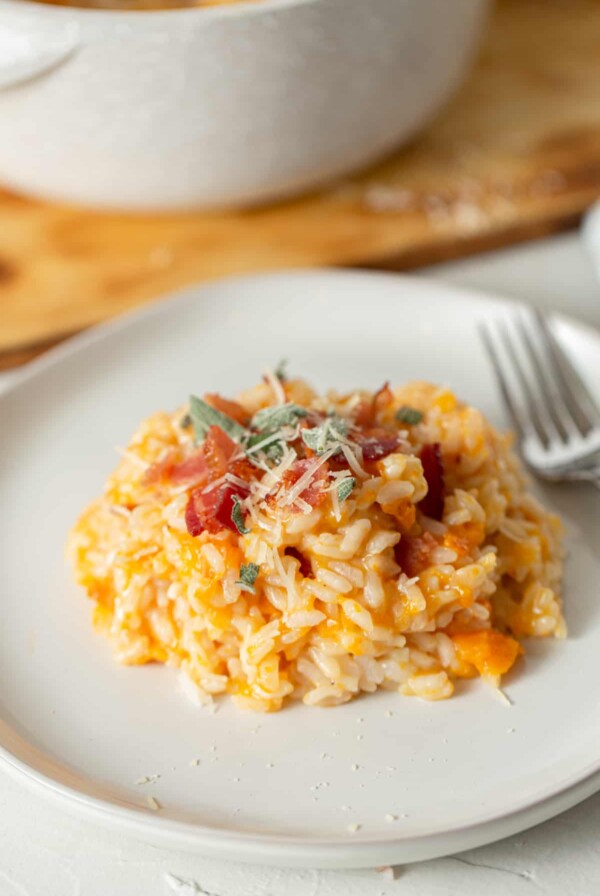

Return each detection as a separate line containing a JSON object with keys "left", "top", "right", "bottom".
{"left": 183, "top": 424, "right": 255, "bottom": 536}
{"left": 418, "top": 442, "right": 445, "bottom": 520}
{"left": 204, "top": 393, "right": 250, "bottom": 426}
{"left": 229, "top": 456, "right": 258, "bottom": 482}
{"left": 281, "top": 459, "right": 329, "bottom": 509}
{"left": 185, "top": 482, "right": 249, "bottom": 536}
{"left": 185, "top": 491, "right": 205, "bottom": 536}
{"left": 213, "top": 484, "right": 249, "bottom": 532}
{"left": 203, "top": 425, "right": 238, "bottom": 480}
{"left": 353, "top": 383, "right": 393, "bottom": 428}
{"left": 328, "top": 453, "right": 353, "bottom": 473}
{"left": 285, "top": 546, "right": 313, "bottom": 578}
{"left": 394, "top": 531, "right": 438, "bottom": 577}
{"left": 452, "top": 630, "right": 522, "bottom": 677}
{"left": 169, "top": 451, "right": 210, "bottom": 487}
{"left": 359, "top": 429, "right": 401, "bottom": 463}
{"left": 372, "top": 381, "right": 393, "bottom": 417}
{"left": 142, "top": 451, "right": 175, "bottom": 485}
{"left": 353, "top": 400, "right": 373, "bottom": 428}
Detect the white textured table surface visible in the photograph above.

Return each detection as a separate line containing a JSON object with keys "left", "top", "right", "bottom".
{"left": 1, "top": 233, "right": 599, "bottom": 896}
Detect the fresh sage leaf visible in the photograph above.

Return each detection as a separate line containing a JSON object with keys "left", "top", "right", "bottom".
{"left": 301, "top": 416, "right": 349, "bottom": 455}
{"left": 231, "top": 496, "right": 251, "bottom": 535}
{"left": 337, "top": 477, "right": 356, "bottom": 502}
{"left": 189, "top": 395, "right": 246, "bottom": 444}
{"left": 395, "top": 406, "right": 423, "bottom": 425}
{"left": 236, "top": 562, "right": 260, "bottom": 593}
{"left": 274, "top": 360, "right": 288, "bottom": 382}
{"left": 251, "top": 403, "right": 307, "bottom": 432}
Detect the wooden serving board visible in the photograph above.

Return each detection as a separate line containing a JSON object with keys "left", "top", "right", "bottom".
{"left": 2, "top": 0, "right": 600, "bottom": 369}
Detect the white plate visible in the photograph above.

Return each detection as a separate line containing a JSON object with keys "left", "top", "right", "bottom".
{"left": 1, "top": 270, "right": 599, "bottom": 869}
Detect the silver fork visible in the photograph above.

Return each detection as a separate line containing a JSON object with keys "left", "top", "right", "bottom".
{"left": 479, "top": 309, "right": 600, "bottom": 488}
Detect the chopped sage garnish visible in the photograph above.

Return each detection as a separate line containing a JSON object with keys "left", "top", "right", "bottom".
{"left": 231, "top": 496, "right": 251, "bottom": 535}
{"left": 337, "top": 477, "right": 356, "bottom": 502}
{"left": 301, "top": 416, "right": 349, "bottom": 455}
{"left": 189, "top": 395, "right": 246, "bottom": 444}
{"left": 251, "top": 402, "right": 307, "bottom": 432}
{"left": 245, "top": 431, "right": 279, "bottom": 452}
{"left": 236, "top": 562, "right": 260, "bottom": 593}
{"left": 244, "top": 430, "right": 287, "bottom": 461}
{"left": 263, "top": 441, "right": 285, "bottom": 463}
{"left": 395, "top": 406, "right": 423, "bottom": 425}
{"left": 274, "top": 359, "right": 288, "bottom": 382}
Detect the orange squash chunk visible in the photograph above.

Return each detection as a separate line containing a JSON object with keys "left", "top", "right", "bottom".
{"left": 452, "top": 630, "right": 521, "bottom": 677}
{"left": 443, "top": 521, "right": 485, "bottom": 557}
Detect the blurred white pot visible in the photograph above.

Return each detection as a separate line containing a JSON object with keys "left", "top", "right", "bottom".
{"left": 0, "top": 0, "right": 492, "bottom": 210}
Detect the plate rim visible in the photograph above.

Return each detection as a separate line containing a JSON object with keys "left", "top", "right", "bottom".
{"left": 5, "top": 267, "right": 600, "bottom": 400}
{"left": 2, "top": 723, "right": 600, "bottom": 868}
{"left": 2, "top": 268, "right": 599, "bottom": 867}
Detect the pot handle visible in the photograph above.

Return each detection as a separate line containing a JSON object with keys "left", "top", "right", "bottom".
{"left": 0, "top": 20, "right": 78, "bottom": 91}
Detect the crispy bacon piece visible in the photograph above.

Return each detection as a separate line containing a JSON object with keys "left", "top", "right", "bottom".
{"left": 361, "top": 436, "right": 401, "bottom": 463}
{"left": 142, "top": 451, "right": 175, "bottom": 485}
{"left": 213, "top": 483, "right": 249, "bottom": 531}
{"left": 185, "top": 490, "right": 206, "bottom": 536}
{"left": 204, "top": 393, "right": 250, "bottom": 426}
{"left": 418, "top": 442, "right": 445, "bottom": 521}
{"left": 229, "top": 456, "right": 258, "bottom": 483}
{"left": 203, "top": 425, "right": 238, "bottom": 480}
{"left": 354, "top": 382, "right": 393, "bottom": 428}
{"left": 394, "top": 531, "right": 438, "bottom": 578}
{"left": 358, "top": 428, "right": 401, "bottom": 463}
{"left": 169, "top": 451, "right": 210, "bottom": 487}
{"left": 327, "top": 452, "right": 354, "bottom": 473}
{"left": 182, "top": 424, "right": 254, "bottom": 537}
{"left": 281, "top": 459, "right": 330, "bottom": 509}
{"left": 285, "top": 546, "right": 313, "bottom": 578}
{"left": 353, "top": 400, "right": 373, "bottom": 428}
{"left": 185, "top": 482, "right": 250, "bottom": 536}
{"left": 372, "top": 381, "right": 393, "bottom": 416}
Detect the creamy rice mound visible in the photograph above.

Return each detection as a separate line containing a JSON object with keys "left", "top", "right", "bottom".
{"left": 68, "top": 372, "right": 565, "bottom": 712}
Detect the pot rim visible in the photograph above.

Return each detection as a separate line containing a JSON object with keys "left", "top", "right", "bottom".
{"left": 0, "top": 0, "right": 334, "bottom": 20}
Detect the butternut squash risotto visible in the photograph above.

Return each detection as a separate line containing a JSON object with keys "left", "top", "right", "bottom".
{"left": 68, "top": 369, "right": 565, "bottom": 711}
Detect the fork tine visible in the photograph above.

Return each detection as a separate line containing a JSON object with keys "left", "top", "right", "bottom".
{"left": 532, "top": 310, "right": 600, "bottom": 433}
{"left": 514, "top": 313, "right": 571, "bottom": 443}
{"left": 495, "top": 318, "right": 553, "bottom": 449}
{"left": 478, "top": 322, "right": 528, "bottom": 443}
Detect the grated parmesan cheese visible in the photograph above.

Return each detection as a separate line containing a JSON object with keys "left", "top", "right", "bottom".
{"left": 280, "top": 448, "right": 336, "bottom": 507}
{"left": 262, "top": 368, "right": 286, "bottom": 405}
{"left": 340, "top": 443, "right": 368, "bottom": 479}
